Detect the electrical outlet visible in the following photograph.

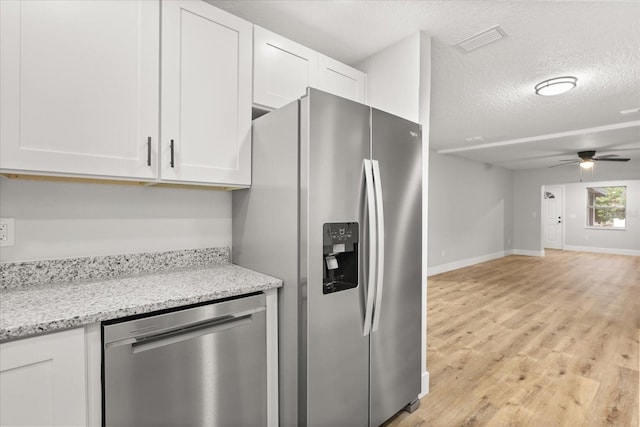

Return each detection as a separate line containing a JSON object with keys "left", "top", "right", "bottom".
{"left": 0, "top": 218, "right": 15, "bottom": 247}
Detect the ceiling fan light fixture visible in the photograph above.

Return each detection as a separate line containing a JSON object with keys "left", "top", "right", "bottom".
{"left": 535, "top": 76, "right": 577, "bottom": 96}
{"left": 579, "top": 160, "right": 594, "bottom": 169}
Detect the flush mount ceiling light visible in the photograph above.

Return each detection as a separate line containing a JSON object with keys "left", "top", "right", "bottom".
{"left": 535, "top": 76, "right": 577, "bottom": 96}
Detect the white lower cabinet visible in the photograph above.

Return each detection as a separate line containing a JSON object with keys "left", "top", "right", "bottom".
{"left": 0, "top": 327, "right": 99, "bottom": 427}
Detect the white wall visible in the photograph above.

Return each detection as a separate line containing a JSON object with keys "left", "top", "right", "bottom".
{"left": 513, "top": 159, "right": 640, "bottom": 254}
{"left": 417, "top": 32, "right": 432, "bottom": 397}
{"left": 357, "top": 33, "right": 421, "bottom": 122}
{"left": 0, "top": 178, "right": 232, "bottom": 262}
{"left": 562, "top": 180, "right": 639, "bottom": 255}
{"left": 428, "top": 150, "right": 514, "bottom": 275}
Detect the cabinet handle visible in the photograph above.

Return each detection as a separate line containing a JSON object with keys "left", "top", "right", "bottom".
{"left": 147, "top": 137, "right": 151, "bottom": 166}
{"left": 170, "top": 139, "right": 175, "bottom": 168}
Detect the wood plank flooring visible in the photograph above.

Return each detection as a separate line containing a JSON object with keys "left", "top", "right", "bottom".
{"left": 385, "top": 250, "right": 639, "bottom": 427}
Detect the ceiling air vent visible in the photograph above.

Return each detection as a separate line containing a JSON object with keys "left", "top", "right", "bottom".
{"left": 453, "top": 25, "right": 506, "bottom": 53}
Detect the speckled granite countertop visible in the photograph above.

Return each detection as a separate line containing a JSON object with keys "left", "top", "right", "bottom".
{"left": 0, "top": 249, "right": 282, "bottom": 342}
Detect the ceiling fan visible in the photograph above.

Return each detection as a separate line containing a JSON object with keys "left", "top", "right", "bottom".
{"left": 550, "top": 150, "right": 631, "bottom": 169}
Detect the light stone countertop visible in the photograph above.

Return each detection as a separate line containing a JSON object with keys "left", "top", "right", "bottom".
{"left": 0, "top": 263, "right": 282, "bottom": 342}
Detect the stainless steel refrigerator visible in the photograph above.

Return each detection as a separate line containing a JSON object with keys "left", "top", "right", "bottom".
{"left": 233, "top": 88, "right": 422, "bottom": 427}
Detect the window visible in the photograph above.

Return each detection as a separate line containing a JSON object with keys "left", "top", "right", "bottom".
{"left": 587, "top": 186, "right": 626, "bottom": 228}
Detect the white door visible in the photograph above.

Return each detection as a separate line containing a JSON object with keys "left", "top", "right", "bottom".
{"left": 161, "top": 0, "right": 252, "bottom": 186}
{"left": 543, "top": 186, "right": 563, "bottom": 249}
{"left": 0, "top": 0, "right": 159, "bottom": 179}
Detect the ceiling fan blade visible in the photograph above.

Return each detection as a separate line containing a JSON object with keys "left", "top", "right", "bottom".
{"left": 594, "top": 158, "right": 630, "bottom": 162}
{"left": 548, "top": 161, "right": 579, "bottom": 168}
{"left": 593, "top": 154, "right": 620, "bottom": 159}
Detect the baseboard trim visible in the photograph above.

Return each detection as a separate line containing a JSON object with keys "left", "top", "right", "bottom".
{"left": 419, "top": 371, "right": 430, "bottom": 398}
{"left": 563, "top": 245, "right": 640, "bottom": 256}
{"left": 512, "top": 249, "right": 545, "bottom": 257}
{"left": 427, "top": 251, "right": 507, "bottom": 276}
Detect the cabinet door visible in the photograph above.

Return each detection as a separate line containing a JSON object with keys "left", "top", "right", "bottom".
{"left": 161, "top": 1, "right": 252, "bottom": 186}
{"left": 318, "top": 55, "right": 367, "bottom": 104}
{"left": 0, "top": 328, "right": 87, "bottom": 426}
{"left": 0, "top": 0, "right": 159, "bottom": 179}
{"left": 253, "top": 26, "right": 318, "bottom": 109}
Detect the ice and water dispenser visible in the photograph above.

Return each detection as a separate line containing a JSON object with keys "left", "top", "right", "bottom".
{"left": 323, "top": 222, "right": 359, "bottom": 294}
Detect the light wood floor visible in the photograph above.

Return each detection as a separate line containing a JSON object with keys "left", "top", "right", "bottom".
{"left": 386, "top": 250, "right": 639, "bottom": 427}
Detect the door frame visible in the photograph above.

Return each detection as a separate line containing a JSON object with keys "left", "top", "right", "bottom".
{"left": 541, "top": 184, "right": 565, "bottom": 252}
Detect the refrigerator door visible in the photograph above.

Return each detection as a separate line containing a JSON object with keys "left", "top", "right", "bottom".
{"left": 369, "top": 108, "right": 422, "bottom": 426}
{"left": 301, "top": 89, "right": 371, "bottom": 426}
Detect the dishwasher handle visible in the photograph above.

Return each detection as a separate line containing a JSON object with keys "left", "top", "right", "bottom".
{"left": 131, "top": 313, "right": 254, "bottom": 354}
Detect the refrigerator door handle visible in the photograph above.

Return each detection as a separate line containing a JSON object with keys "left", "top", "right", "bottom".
{"left": 363, "top": 159, "right": 377, "bottom": 337}
{"left": 371, "top": 159, "right": 385, "bottom": 333}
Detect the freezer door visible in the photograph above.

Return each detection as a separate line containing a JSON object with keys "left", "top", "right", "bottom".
{"left": 370, "top": 109, "right": 422, "bottom": 426}
{"left": 301, "top": 89, "right": 371, "bottom": 426}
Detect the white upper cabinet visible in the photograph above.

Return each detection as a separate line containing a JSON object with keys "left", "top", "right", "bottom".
{"left": 253, "top": 26, "right": 319, "bottom": 109}
{"left": 0, "top": 0, "right": 159, "bottom": 179}
{"left": 161, "top": 1, "right": 252, "bottom": 186}
{"left": 253, "top": 27, "right": 367, "bottom": 109}
{"left": 318, "top": 54, "right": 367, "bottom": 104}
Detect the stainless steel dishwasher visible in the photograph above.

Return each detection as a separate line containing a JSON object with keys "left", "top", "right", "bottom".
{"left": 102, "top": 293, "right": 267, "bottom": 427}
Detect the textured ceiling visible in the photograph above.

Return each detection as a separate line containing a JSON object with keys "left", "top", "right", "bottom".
{"left": 210, "top": 0, "right": 640, "bottom": 170}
